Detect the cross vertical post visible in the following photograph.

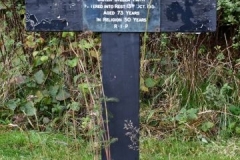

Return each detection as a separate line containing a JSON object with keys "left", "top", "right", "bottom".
{"left": 102, "top": 33, "right": 140, "bottom": 160}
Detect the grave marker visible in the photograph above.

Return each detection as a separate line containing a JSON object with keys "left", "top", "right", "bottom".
{"left": 26, "top": 0, "right": 216, "bottom": 159}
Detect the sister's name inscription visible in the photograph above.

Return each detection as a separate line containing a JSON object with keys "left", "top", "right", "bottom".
{"left": 83, "top": 0, "right": 160, "bottom": 32}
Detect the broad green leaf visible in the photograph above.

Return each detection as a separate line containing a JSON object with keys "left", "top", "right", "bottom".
{"left": 40, "top": 55, "right": 49, "bottom": 62}
{"left": 25, "top": 35, "right": 37, "bottom": 48}
{"left": 78, "top": 39, "right": 94, "bottom": 50}
{"left": 34, "top": 56, "right": 44, "bottom": 67}
{"left": 33, "top": 51, "right": 39, "bottom": 57}
{"left": 216, "top": 52, "right": 225, "bottom": 61}
{"left": 74, "top": 75, "right": 81, "bottom": 84}
{"left": 43, "top": 117, "right": 50, "bottom": 124}
{"left": 21, "top": 101, "right": 36, "bottom": 116}
{"left": 175, "top": 108, "right": 187, "bottom": 124}
{"left": 62, "top": 32, "right": 68, "bottom": 38}
{"left": 34, "top": 70, "right": 45, "bottom": 84}
{"left": 187, "top": 108, "right": 198, "bottom": 120}
{"left": 35, "top": 91, "right": 43, "bottom": 103}
{"left": 229, "top": 122, "right": 236, "bottom": 130}
{"left": 52, "top": 66, "right": 60, "bottom": 74}
{"left": 68, "top": 102, "right": 80, "bottom": 111}
{"left": 49, "top": 85, "right": 59, "bottom": 97}
{"left": 65, "top": 58, "right": 78, "bottom": 68}
{"left": 229, "top": 105, "right": 240, "bottom": 115}
{"left": 52, "top": 104, "right": 66, "bottom": 113}
{"left": 78, "top": 83, "right": 90, "bottom": 94}
{"left": 62, "top": 32, "right": 74, "bottom": 38}
{"left": 69, "top": 32, "right": 75, "bottom": 37}
{"left": 235, "top": 127, "right": 240, "bottom": 134}
{"left": 6, "top": 99, "right": 20, "bottom": 111}
{"left": 201, "top": 122, "right": 214, "bottom": 132}
{"left": 145, "top": 77, "right": 156, "bottom": 88}
{"left": 56, "top": 89, "right": 71, "bottom": 101}
{"left": 0, "top": 2, "right": 7, "bottom": 10}
{"left": 220, "top": 83, "right": 232, "bottom": 96}
{"left": 140, "top": 85, "right": 149, "bottom": 92}
{"left": 89, "top": 50, "right": 99, "bottom": 59}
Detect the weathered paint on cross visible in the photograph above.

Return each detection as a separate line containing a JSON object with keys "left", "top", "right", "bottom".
{"left": 26, "top": 0, "right": 216, "bottom": 159}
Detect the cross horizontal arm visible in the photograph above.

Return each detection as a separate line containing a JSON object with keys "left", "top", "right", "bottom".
{"left": 26, "top": 0, "right": 216, "bottom": 33}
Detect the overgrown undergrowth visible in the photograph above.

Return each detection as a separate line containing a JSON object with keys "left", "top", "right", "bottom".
{"left": 1, "top": 0, "right": 240, "bottom": 158}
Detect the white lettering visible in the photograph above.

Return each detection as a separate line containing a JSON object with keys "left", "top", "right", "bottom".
{"left": 133, "top": 18, "right": 147, "bottom": 22}
{"left": 91, "top": 4, "right": 103, "bottom": 8}
{"left": 126, "top": 4, "right": 135, "bottom": 8}
{"left": 114, "top": 4, "right": 125, "bottom": 9}
{"left": 147, "top": 4, "right": 155, "bottom": 9}
{"left": 103, "top": 17, "right": 123, "bottom": 22}
{"left": 124, "top": 17, "right": 131, "bottom": 22}
{"left": 103, "top": 11, "right": 115, "bottom": 15}
{"left": 126, "top": 11, "right": 140, "bottom": 16}
{"left": 104, "top": 5, "right": 114, "bottom": 9}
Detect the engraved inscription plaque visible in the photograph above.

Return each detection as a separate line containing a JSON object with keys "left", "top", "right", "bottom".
{"left": 83, "top": 0, "right": 160, "bottom": 32}
{"left": 25, "top": 0, "right": 217, "bottom": 32}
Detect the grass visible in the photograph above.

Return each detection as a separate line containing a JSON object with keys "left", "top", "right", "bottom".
{"left": 140, "top": 137, "right": 240, "bottom": 160}
{"left": 0, "top": 127, "right": 240, "bottom": 160}
{"left": 0, "top": 127, "right": 93, "bottom": 160}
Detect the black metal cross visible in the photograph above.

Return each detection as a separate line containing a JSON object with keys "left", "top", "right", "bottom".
{"left": 26, "top": 0, "right": 216, "bottom": 159}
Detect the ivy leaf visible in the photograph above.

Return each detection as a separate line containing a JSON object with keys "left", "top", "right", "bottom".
{"left": 56, "top": 89, "right": 71, "bottom": 101}
{"left": 34, "top": 70, "right": 45, "bottom": 84}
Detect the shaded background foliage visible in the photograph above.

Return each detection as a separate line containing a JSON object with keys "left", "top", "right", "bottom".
{"left": 1, "top": 0, "right": 240, "bottom": 141}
